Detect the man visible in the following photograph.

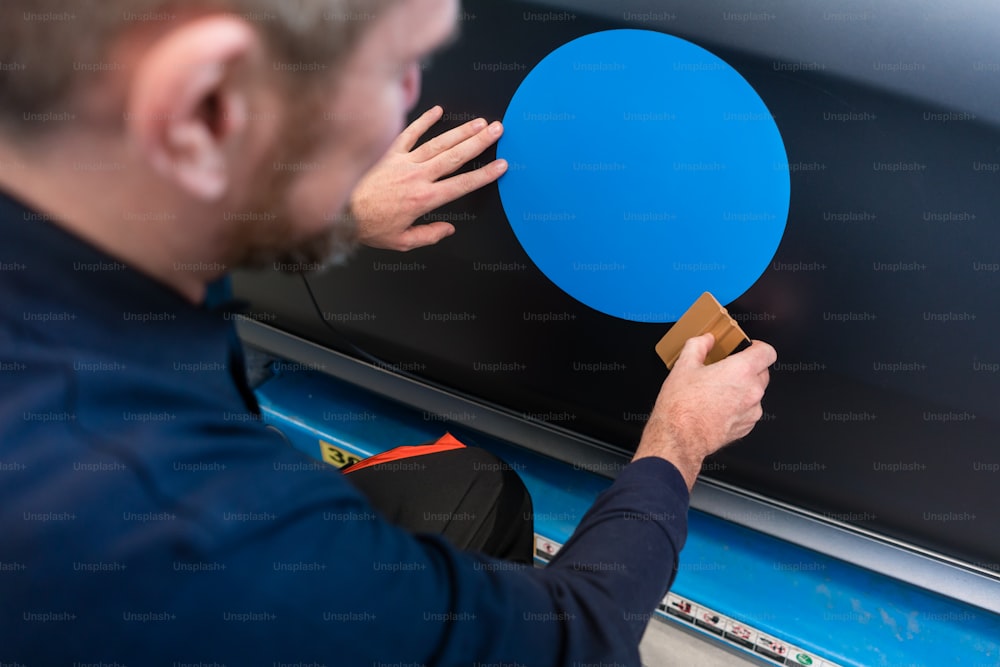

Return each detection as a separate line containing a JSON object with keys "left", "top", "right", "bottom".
{"left": 0, "top": 1, "right": 777, "bottom": 665}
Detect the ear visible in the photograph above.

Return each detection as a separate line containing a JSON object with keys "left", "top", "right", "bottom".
{"left": 126, "top": 15, "right": 261, "bottom": 201}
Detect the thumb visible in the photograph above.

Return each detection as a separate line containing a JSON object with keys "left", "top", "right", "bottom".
{"left": 396, "top": 221, "right": 455, "bottom": 251}
{"left": 672, "top": 333, "right": 716, "bottom": 370}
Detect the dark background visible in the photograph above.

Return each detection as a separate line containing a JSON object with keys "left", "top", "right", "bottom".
{"left": 235, "top": 0, "right": 1000, "bottom": 572}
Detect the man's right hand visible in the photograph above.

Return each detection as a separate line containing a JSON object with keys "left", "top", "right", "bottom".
{"left": 632, "top": 333, "right": 777, "bottom": 490}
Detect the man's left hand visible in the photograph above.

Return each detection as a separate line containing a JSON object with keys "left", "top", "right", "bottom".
{"left": 351, "top": 105, "right": 508, "bottom": 252}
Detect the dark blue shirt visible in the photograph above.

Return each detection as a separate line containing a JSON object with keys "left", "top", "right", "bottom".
{"left": 0, "top": 189, "right": 690, "bottom": 666}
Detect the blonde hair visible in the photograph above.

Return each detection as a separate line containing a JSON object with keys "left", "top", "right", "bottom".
{"left": 0, "top": 0, "right": 397, "bottom": 133}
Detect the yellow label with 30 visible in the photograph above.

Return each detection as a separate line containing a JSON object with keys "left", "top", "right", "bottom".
{"left": 320, "top": 440, "right": 362, "bottom": 469}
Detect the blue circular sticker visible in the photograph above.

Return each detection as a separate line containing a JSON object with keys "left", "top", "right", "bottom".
{"left": 497, "top": 29, "right": 790, "bottom": 322}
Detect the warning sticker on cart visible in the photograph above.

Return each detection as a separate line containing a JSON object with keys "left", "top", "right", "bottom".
{"left": 664, "top": 594, "right": 695, "bottom": 622}
{"left": 693, "top": 606, "right": 726, "bottom": 635}
{"left": 534, "top": 535, "right": 562, "bottom": 562}
{"left": 755, "top": 633, "right": 790, "bottom": 661}
{"left": 723, "top": 619, "right": 757, "bottom": 649}
{"left": 788, "top": 649, "right": 817, "bottom": 665}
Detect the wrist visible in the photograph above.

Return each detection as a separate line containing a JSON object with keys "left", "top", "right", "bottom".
{"left": 633, "top": 451, "right": 701, "bottom": 491}
{"left": 633, "top": 424, "right": 703, "bottom": 491}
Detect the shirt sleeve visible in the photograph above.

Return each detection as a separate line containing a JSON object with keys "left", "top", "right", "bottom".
{"left": 539, "top": 457, "right": 691, "bottom": 647}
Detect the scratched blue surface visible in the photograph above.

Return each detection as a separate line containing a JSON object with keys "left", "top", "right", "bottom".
{"left": 255, "top": 366, "right": 1000, "bottom": 666}
{"left": 678, "top": 512, "right": 1000, "bottom": 666}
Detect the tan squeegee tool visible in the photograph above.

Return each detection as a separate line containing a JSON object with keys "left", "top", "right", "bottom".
{"left": 655, "top": 292, "right": 751, "bottom": 370}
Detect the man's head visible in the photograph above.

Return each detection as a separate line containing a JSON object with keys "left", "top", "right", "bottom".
{"left": 0, "top": 0, "right": 459, "bottom": 300}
